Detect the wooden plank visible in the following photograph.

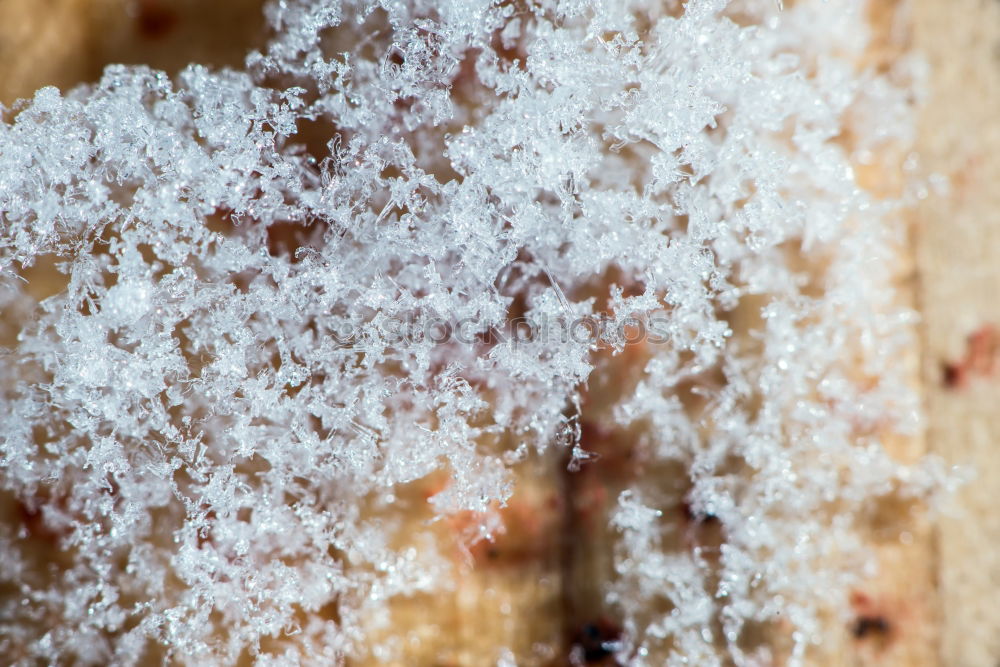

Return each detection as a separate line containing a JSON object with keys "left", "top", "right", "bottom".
{"left": 912, "top": 1, "right": 1000, "bottom": 665}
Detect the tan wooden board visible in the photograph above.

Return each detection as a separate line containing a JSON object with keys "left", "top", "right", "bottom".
{"left": 912, "top": 1, "right": 1000, "bottom": 665}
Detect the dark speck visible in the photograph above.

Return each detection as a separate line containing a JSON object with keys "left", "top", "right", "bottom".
{"left": 136, "top": 1, "right": 178, "bottom": 40}
{"left": 572, "top": 618, "right": 622, "bottom": 663}
{"left": 942, "top": 362, "right": 961, "bottom": 388}
{"left": 852, "top": 615, "right": 890, "bottom": 640}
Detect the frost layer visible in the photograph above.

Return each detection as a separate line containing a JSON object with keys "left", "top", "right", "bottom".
{"left": 0, "top": 0, "right": 940, "bottom": 664}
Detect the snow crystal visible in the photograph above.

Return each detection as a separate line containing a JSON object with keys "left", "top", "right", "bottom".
{"left": 0, "top": 0, "right": 948, "bottom": 664}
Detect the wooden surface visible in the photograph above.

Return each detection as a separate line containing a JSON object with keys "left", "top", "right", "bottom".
{"left": 913, "top": 1, "right": 1000, "bottom": 665}
{"left": 2, "top": 0, "right": 1000, "bottom": 664}
{"left": 0, "top": 0, "right": 266, "bottom": 108}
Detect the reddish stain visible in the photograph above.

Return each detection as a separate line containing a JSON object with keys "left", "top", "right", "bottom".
{"left": 849, "top": 590, "right": 896, "bottom": 649}
{"left": 136, "top": 0, "right": 178, "bottom": 40}
{"left": 943, "top": 324, "right": 998, "bottom": 389}
{"left": 428, "top": 465, "right": 562, "bottom": 568}
{"left": 461, "top": 494, "right": 561, "bottom": 568}
{"left": 576, "top": 421, "right": 639, "bottom": 480}
{"left": 16, "top": 497, "right": 66, "bottom": 544}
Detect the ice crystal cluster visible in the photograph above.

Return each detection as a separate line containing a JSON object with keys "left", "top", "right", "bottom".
{"left": 0, "top": 0, "right": 944, "bottom": 664}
